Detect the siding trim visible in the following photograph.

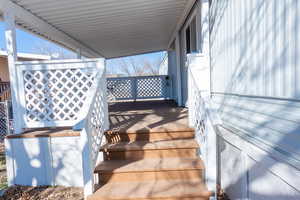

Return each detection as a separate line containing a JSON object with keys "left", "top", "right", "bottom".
{"left": 218, "top": 125, "right": 300, "bottom": 192}
{"left": 212, "top": 92, "right": 300, "bottom": 103}
{"left": 219, "top": 124, "right": 300, "bottom": 171}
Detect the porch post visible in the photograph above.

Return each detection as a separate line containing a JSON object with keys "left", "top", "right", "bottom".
{"left": 76, "top": 48, "right": 82, "bottom": 59}
{"left": 175, "top": 34, "right": 183, "bottom": 106}
{"left": 4, "top": 10, "right": 22, "bottom": 134}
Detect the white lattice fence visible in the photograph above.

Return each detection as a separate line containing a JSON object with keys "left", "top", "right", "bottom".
{"left": 107, "top": 75, "right": 171, "bottom": 101}
{"left": 0, "top": 101, "right": 10, "bottom": 139}
{"left": 16, "top": 59, "right": 102, "bottom": 128}
{"left": 73, "top": 64, "right": 109, "bottom": 197}
{"left": 188, "top": 53, "right": 220, "bottom": 197}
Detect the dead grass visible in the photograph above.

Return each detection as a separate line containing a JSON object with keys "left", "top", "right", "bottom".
{"left": 0, "top": 143, "right": 7, "bottom": 190}
{"left": 0, "top": 185, "right": 83, "bottom": 200}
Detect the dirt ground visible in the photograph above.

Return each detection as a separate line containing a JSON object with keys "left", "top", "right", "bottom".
{"left": 0, "top": 143, "right": 6, "bottom": 190}
{"left": 0, "top": 142, "right": 84, "bottom": 200}
{"left": 0, "top": 186, "right": 83, "bottom": 200}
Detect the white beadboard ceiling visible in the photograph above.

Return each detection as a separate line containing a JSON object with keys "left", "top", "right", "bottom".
{"left": 8, "top": 0, "right": 195, "bottom": 58}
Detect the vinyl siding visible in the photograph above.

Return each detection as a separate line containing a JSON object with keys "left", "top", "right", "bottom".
{"left": 210, "top": 0, "right": 300, "bottom": 161}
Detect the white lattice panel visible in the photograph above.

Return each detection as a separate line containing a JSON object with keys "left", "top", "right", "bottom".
{"left": 75, "top": 67, "right": 109, "bottom": 196}
{"left": 16, "top": 60, "right": 102, "bottom": 128}
{"left": 0, "top": 102, "right": 9, "bottom": 139}
{"left": 137, "top": 76, "right": 168, "bottom": 98}
{"left": 87, "top": 79, "right": 108, "bottom": 169}
{"left": 107, "top": 76, "right": 170, "bottom": 101}
{"left": 107, "top": 78, "right": 134, "bottom": 99}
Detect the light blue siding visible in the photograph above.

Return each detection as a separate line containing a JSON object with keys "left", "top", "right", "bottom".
{"left": 210, "top": 0, "right": 300, "bottom": 161}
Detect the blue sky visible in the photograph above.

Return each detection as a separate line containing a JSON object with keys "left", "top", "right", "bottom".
{"left": 0, "top": 22, "right": 165, "bottom": 74}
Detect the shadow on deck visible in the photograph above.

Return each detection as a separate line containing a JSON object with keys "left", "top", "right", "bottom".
{"left": 108, "top": 100, "right": 190, "bottom": 134}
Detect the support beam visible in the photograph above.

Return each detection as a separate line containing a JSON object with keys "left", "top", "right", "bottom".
{"left": 3, "top": 11, "right": 22, "bottom": 134}
{"left": 0, "top": 0, "right": 103, "bottom": 58}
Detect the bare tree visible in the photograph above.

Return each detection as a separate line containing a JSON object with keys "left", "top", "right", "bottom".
{"left": 33, "top": 42, "right": 76, "bottom": 59}
{"left": 109, "top": 52, "right": 166, "bottom": 77}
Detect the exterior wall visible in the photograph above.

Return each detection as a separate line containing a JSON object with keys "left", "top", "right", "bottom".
{"left": 5, "top": 136, "right": 83, "bottom": 187}
{"left": 0, "top": 57, "right": 10, "bottom": 82}
{"left": 210, "top": 0, "right": 300, "bottom": 198}
{"left": 0, "top": 56, "right": 47, "bottom": 82}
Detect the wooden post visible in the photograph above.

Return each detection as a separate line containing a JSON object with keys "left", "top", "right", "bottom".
{"left": 4, "top": 11, "right": 23, "bottom": 134}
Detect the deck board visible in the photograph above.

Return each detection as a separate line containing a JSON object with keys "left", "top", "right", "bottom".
{"left": 108, "top": 100, "right": 190, "bottom": 133}
{"left": 7, "top": 100, "right": 189, "bottom": 138}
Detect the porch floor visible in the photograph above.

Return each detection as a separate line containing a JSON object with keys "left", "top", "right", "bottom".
{"left": 7, "top": 100, "right": 190, "bottom": 138}
{"left": 108, "top": 100, "right": 191, "bottom": 133}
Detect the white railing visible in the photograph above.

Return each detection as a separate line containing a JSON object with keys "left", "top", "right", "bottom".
{"left": 188, "top": 53, "right": 221, "bottom": 199}
{"left": 15, "top": 59, "right": 101, "bottom": 130}
{"left": 73, "top": 62, "right": 109, "bottom": 197}
{"left": 107, "top": 75, "right": 171, "bottom": 101}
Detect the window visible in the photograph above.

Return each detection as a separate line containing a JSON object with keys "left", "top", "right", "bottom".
{"left": 186, "top": 26, "right": 191, "bottom": 54}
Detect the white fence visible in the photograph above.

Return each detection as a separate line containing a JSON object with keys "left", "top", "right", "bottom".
{"left": 14, "top": 59, "right": 109, "bottom": 198}
{"left": 0, "top": 101, "right": 10, "bottom": 139}
{"left": 107, "top": 75, "right": 171, "bottom": 101}
{"left": 73, "top": 64, "right": 109, "bottom": 197}
{"left": 15, "top": 59, "right": 101, "bottom": 129}
{"left": 188, "top": 54, "right": 220, "bottom": 198}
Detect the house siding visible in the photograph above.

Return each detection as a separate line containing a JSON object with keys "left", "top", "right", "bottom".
{"left": 210, "top": 0, "right": 300, "bottom": 198}
{"left": 0, "top": 57, "right": 10, "bottom": 82}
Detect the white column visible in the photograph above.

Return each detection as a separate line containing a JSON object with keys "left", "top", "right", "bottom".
{"left": 4, "top": 11, "right": 22, "bottom": 134}
{"left": 76, "top": 48, "right": 82, "bottom": 59}
{"left": 175, "top": 34, "right": 183, "bottom": 106}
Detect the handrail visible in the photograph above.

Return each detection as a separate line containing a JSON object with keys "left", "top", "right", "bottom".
{"left": 188, "top": 54, "right": 221, "bottom": 199}
{"left": 73, "top": 60, "right": 109, "bottom": 198}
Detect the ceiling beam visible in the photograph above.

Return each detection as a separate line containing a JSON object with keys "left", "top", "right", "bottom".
{"left": 167, "top": 0, "right": 197, "bottom": 48}
{"left": 0, "top": 0, "right": 103, "bottom": 58}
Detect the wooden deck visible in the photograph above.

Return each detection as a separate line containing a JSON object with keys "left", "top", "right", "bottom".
{"left": 7, "top": 100, "right": 189, "bottom": 138}
{"left": 108, "top": 100, "right": 190, "bottom": 133}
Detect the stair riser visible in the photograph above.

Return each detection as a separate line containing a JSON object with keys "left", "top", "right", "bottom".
{"left": 105, "top": 132, "right": 195, "bottom": 143}
{"left": 98, "top": 170, "right": 203, "bottom": 183}
{"left": 103, "top": 149, "right": 198, "bottom": 160}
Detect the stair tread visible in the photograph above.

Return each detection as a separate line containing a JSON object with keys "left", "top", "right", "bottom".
{"left": 88, "top": 179, "right": 212, "bottom": 200}
{"left": 95, "top": 157, "right": 204, "bottom": 173}
{"left": 106, "top": 128, "right": 195, "bottom": 134}
{"left": 100, "top": 139, "right": 199, "bottom": 151}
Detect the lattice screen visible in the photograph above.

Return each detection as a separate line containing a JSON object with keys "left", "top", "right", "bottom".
{"left": 137, "top": 76, "right": 168, "bottom": 98}
{"left": 22, "top": 67, "right": 97, "bottom": 126}
{"left": 0, "top": 102, "right": 9, "bottom": 140}
{"left": 107, "top": 76, "right": 170, "bottom": 101}
{"left": 107, "top": 78, "right": 134, "bottom": 99}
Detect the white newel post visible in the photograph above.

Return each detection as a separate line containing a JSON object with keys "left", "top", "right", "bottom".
{"left": 4, "top": 11, "right": 23, "bottom": 134}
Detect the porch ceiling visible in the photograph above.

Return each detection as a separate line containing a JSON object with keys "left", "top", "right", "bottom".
{"left": 6, "top": 0, "right": 195, "bottom": 58}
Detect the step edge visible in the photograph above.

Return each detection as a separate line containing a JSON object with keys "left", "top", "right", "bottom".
{"left": 95, "top": 167, "right": 204, "bottom": 174}
{"left": 105, "top": 129, "right": 195, "bottom": 135}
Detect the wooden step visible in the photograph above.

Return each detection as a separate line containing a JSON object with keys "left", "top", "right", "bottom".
{"left": 105, "top": 130, "right": 195, "bottom": 143}
{"left": 95, "top": 158, "right": 204, "bottom": 183}
{"left": 100, "top": 139, "right": 199, "bottom": 160}
{"left": 88, "top": 179, "right": 212, "bottom": 200}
